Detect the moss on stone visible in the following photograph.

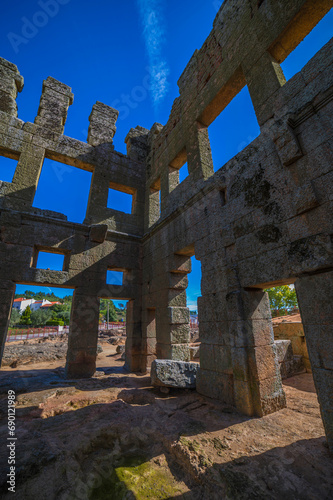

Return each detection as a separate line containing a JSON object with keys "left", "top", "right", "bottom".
{"left": 88, "top": 456, "right": 185, "bottom": 500}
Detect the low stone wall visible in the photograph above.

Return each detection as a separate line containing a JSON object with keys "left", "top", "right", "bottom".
{"left": 273, "top": 323, "right": 311, "bottom": 373}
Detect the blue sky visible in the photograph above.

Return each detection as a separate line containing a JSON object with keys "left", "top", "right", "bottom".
{"left": 1, "top": 1, "right": 332, "bottom": 310}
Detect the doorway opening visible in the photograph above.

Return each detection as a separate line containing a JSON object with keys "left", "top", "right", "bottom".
{"left": 265, "top": 284, "right": 310, "bottom": 377}
{"left": 98, "top": 299, "right": 129, "bottom": 369}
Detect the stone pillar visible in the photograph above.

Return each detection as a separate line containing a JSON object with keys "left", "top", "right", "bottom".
{"left": 87, "top": 101, "right": 119, "bottom": 146}
{"left": 186, "top": 122, "right": 214, "bottom": 181}
{"left": 65, "top": 292, "right": 100, "bottom": 378}
{"left": 140, "top": 307, "right": 157, "bottom": 373}
{"left": 155, "top": 257, "right": 191, "bottom": 361}
{"left": 196, "top": 269, "right": 234, "bottom": 405}
{"left": 124, "top": 299, "right": 142, "bottom": 372}
{"left": 9, "top": 142, "right": 45, "bottom": 211}
{"left": 0, "top": 281, "right": 15, "bottom": 366}
{"left": 295, "top": 271, "right": 333, "bottom": 453}
{"left": 243, "top": 51, "right": 286, "bottom": 126}
{"left": 125, "top": 126, "right": 149, "bottom": 162}
{"left": 0, "top": 57, "right": 24, "bottom": 116}
{"left": 228, "top": 288, "right": 286, "bottom": 416}
{"left": 34, "top": 76, "right": 73, "bottom": 134}
{"left": 197, "top": 283, "right": 286, "bottom": 416}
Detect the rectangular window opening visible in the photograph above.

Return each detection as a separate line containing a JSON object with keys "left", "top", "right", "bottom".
{"left": 188, "top": 256, "right": 201, "bottom": 360}
{"left": 7, "top": 284, "right": 73, "bottom": 345}
{"left": 208, "top": 85, "right": 260, "bottom": 172}
{"left": 36, "top": 251, "right": 65, "bottom": 271}
{"left": 265, "top": 285, "right": 312, "bottom": 375}
{"left": 99, "top": 298, "right": 128, "bottom": 326}
{"left": 107, "top": 183, "right": 135, "bottom": 214}
{"left": 32, "top": 158, "right": 92, "bottom": 223}
{"left": 279, "top": 9, "right": 333, "bottom": 81}
{"left": 0, "top": 155, "right": 18, "bottom": 183}
{"left": 107, "top": 270, "right": 124, "bottom": 286}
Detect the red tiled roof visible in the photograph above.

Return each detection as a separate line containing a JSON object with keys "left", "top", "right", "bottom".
{"left": 13, "top": 298, "right": 26, "bottom": 302}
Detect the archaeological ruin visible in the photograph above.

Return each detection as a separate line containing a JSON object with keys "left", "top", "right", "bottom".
{"left": 0, "top": 0, "right": 332, "bottom": 459}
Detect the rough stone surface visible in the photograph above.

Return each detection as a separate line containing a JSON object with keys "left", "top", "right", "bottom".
{"left": 0, "top": 349, "right": 332, "bottom": 499}
{"left": 273, "top": 314, "right": 311, "bottom": 372}
{"left": 151, "top": 359, "right": 199, "bottom": 389}
{"left": 275, "top": 340, "right": 305, "bottom": 379}
{"left": 0, "top": 0, "right": 332, "bottom": 451}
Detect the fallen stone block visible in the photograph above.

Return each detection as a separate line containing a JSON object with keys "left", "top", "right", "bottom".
{"left": 151, "top": 359, "right": 199, "bottom": 389}
{"left": 107, "top": 336, "right": 122, "bottom": 345}
{"left": 116, "top": 345, "right": 125, "bottom": 354}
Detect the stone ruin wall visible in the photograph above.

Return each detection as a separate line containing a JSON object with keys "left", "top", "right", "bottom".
{"left": 0, "top": 0, "right": 332, "bottom": 451}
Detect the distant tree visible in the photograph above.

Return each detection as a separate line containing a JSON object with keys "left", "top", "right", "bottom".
{"left": 19, "top": 305, "right": 32, "bottom": 325}
{"left": 266, "top": 286, "right": 298, "bottom": 316}
{"left": 49, "top": 303, "right": 71, "bottom": 325}
{"left": 61, "top": 295, "right": 72, "bottom": 304}
{"left": 30, "top": 308, "right": 52, "bottom": 327}
{"left": 9, "top": 308, "right": 20, "bottom": 327}
{"left": 100, "top": 299, "right": 118, "bottom": 322}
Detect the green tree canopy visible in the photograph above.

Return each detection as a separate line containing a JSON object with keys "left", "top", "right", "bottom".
{"left": 266, "top": 286, "right": 298, "bottom": 316}
{"left": 9, "top": 308, "right": 21, "bottom": 327}
{"left": 30, "top": 308, "right": 52, "bottom": 327}
{"left": 99, "top": 299, "right": 118, "bottom": 322}
{"left": 19, "top": 305, "right": 32, "bottom": 325}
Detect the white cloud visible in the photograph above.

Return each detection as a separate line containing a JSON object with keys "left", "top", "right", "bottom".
{"left": 137, "top": 0, "right": 169, "bottom": 107}
{"left": 187, "top": 300, "right": 199, "bottom": 312}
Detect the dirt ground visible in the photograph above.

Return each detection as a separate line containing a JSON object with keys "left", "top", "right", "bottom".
{"left": 272, "top": 313, "right": 302, "bottom": 324}
{"left": 0, "top": 341, "right": 332, "bottom": 499}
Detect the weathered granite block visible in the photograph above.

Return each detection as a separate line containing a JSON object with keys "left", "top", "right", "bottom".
{"left": 151, "top": 359, "right": 198, "bottom": 388}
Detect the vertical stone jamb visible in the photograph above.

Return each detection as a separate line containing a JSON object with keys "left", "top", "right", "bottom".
{"left": 155, "top": 255, "right": 191, "bottom": 361}
{"left": 140, "top": 307, "right": 157, "bottom": 373}
{"left": 295, "top": 271, "right": 333, "bottom": 453}
{"left": 243, "top": 52, "right": 286, "bottom": 126}
{"left": 228, "top": 288, "right": 286, "bottom": 416}
{"left": 0, "top": 281, "right": 15, "bottom": 366}
{"left": 65, "top": 291, "right": 100, "bottom": 378}
{"left": 9, "top": 142, "right": 45, "bottom": 210}
{"left": 186, "top": 122, "right": 214, "bottom": 181}
{"left": 196, "top": 264, "right": 235, "bottom": 405}
{"left": 124, "top": 299, "right": 142, "bottom": 372}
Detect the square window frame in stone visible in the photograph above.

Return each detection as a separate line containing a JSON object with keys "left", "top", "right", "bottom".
{"left": 108, "top": 181, "right": 137, "bottom": 215}
{"left": 32, "top": 247, "right": 70, "bottom": 272}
